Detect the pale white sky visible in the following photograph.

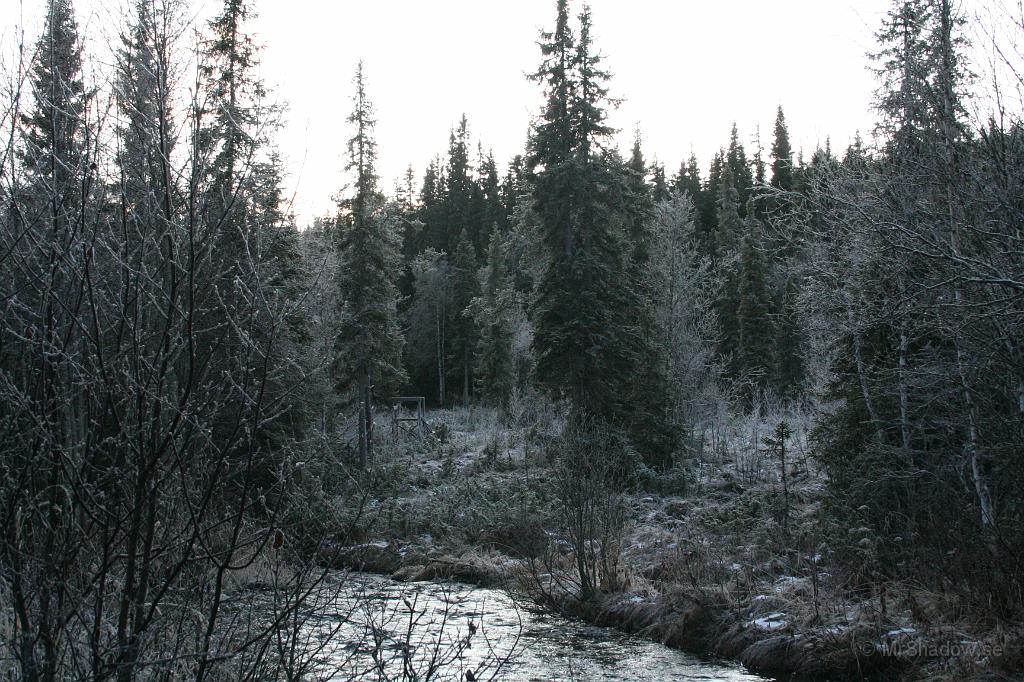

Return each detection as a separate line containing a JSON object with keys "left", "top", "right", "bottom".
{"left": 3, "top": 0, "right": 894, "bottom": 224}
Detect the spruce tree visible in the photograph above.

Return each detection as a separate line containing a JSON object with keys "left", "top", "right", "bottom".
{"left": 529, "top": 1, "right": 676, "bottom": 467}
{"left": 625, "top": 130, "right": 653, "bottom": 269}
{"left": 672, "top": 153, "right": 702, "bottom": 200}
{"left": 200, "top": 0, "right": 265, "bottom": 258}
{"left": 196, "top": 0, "right": 267, "bottom": 403}
{"left": 774, "top": 273, "right": 806, "bottom": 400}
{"left": 530, "top": 0, "right": 618, "bottom": 419}
{"left": 725, "top": 123, "right": 754, "bottom": 211}
{"left": 418, "top": 157, "right": 445, "bottom": 252}
{"left": 449, "top": 230, "right": 480, "bottom": 406}
{"left": 115, "top": 0, "right": 177, "bottom": 227}
{"left": 406, "top": 249, "right": 451, "bottom": 405}
{"left": 698, "top": 151, "right": 725, "bottom": 258}
{"left": 12, "top": 7, "right": 91, "bottom": 674}
{"left": 478, "top": 147, "right": 505, "bottom": 243}
{"left": 714, "top": 166, "right": 743, "bottom": 379}
{"left": 672, "top": 153, "right": 705, "bottom": 252}
{"left": 753, "top": 125, "right": 767, "bottom": 187}
{"left": 651, "top": 161, "right": 670, "bottom": 202}
{"left": 873, "top": 0, "right": 937, "bottom": 160}
{"left": 472, "top": 232, "right": 517, "bottom": 410}
{"left": 20, "top": 0, "right": 89, "bottom": 232}
{"left": 332, "top": 62, "right": 405, "bottom": 467}
{"left": 501, "top": 154, "right": 528, "bottom": 221}
{"left": 770, "top": 105, "right": 795, "bottom": 191}
{"left": 715, "top": 165, "right": 742, "bottom": 262}
{"left": 736, "top": 215, "right": 774, "bottom": 404}
{"left": 441, "top": 115, "right": 476, "bottom": 254}
{"left": 396, "top": 164, "right": 421, "bottom": 299}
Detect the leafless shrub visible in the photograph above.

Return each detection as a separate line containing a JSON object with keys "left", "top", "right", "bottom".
{"left": 527, "top": 415, "right": 634, "bottom": 602}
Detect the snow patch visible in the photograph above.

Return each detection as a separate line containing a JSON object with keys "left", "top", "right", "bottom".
{"left": 885, "top": 627, "right": 917, "bottom": 638}
{"left": 752, "top": 613, "right": 788, "bottom": 631}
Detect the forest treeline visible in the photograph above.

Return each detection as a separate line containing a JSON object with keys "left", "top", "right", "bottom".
{"left": 1, "top": 0, "right": 1023, "bottom": 677}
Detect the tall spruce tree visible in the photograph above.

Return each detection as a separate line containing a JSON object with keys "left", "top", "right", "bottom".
{"left": 770, "top": 105, "right": 795, "bottom": 191}
{"left": 471, "top": 232, "right": 517, "bottom": 410}
{"left": 477, "top": 146, "right": 505, "bottom": 245}
{"left": 115, "top": 0, "right": 177, "bottom": 229}
{"left": 201, "top": 0, "right": 265, "bottom": 262}
{"left": 650, "top": 161, "right": 670, "bottom": 202}
{"left": 501, "top": 154, "right": 528, "bottom": 221}
{"left": 672, "top": 153, "right": 705, "bottom": 253}
{"left": 699, "top": 150, "right": 725, "bottom": 257}
{"left": 529, "top": 1, "right": 676, "bottom": 467}
{"left": 672, "top": 153, "right": 702, "bottom": 200}
{"left": 20, "top": 0, "right": 90, "bottom": 233}
{"left": 406, "top": 249, "right": 451, "bottom": 405}
{"left": 748, "top": 125, "right": 771, "bottom": 226}
{"left": 417, "top": 157, "right": 445, "bottom": 252}
{"left": 11, "top": 5, "right": 92, "bottom": 676}
{"left": 774, "top": 273, "right": 805, "bottom": 399}
{"left": 726, "top": 123, "right": 754, "bottom": 212}
{"left": 714, "top": 166, "right": 743, "bottom": 379}
{"left": 332, "top": 62, "right": 405, "bottom": 467}
{"left": 197, "top": 0, "right": 310, "bottom": 489}
{"left": 715, "top": 165, "right": 742, "bottom": 262}
{"left": 450, "top": 230, "right": 480, "bottom": 406}
{"left": 442, "top": 115, "right": 476, "bottom": 254}
{"left": 625, "top": 130, "right": 653, "bottom": 269}
{"left": 735, "top": 215, "right": 774, "bottom": 404}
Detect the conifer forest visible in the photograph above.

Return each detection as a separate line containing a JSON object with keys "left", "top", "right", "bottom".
{"left": 2, "top": 0, "right": 1024, "bottom": 680}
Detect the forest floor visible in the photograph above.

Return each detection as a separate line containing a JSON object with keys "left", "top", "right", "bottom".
{"left": 320, "top": 405, "right": 1022, "bottom": 682}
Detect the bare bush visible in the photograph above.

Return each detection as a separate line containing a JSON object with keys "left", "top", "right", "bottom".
{"left": 529, "top": 415, "right": 634, "bottom": 602}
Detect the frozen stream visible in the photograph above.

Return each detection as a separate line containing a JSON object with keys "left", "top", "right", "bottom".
{"left": 284, "top": 573, "right": 770, "bottom": 681}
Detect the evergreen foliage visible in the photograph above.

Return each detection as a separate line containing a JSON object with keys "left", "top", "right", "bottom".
{"left": 770, "top": 106, "right": 795, "bottom": 191}
{"left": 406, "top": 249, "right": 452, "bottom": 405}
{"left": 773, "top": 273, "right": 806, "bottom": 399}
{"left": 673, "top": 154, "right": 702, "bottom": 199}
{"left": 471, "top": 232, "right": 518, "bottom": 410}
{"left": 20, "top": 0, "right": 90, "bottom": 229}
{"left": 725, "top": 123, "right": 754, "bottom": 211}
{"left": 806, "top": 0, "right": 1024, "bottom": 613}
{"left": 735, "top": 215, "right": 774, "bottom": 403}
{"left": 528, "top": 1, "right": 677, "bottom": 467}
{"left": 450, "top": 230, "right": 480, "bottom": 406}
{"left": 332, "top": 62, "right": 406, "bottom": 466}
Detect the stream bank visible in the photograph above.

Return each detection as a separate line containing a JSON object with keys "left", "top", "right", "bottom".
{"left": 332, "top": 541, "right": 904, "bottom": 681}
{"left": 298, "top": 406, "right": 1022, "bottom": 682}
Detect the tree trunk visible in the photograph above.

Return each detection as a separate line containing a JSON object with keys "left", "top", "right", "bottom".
{"left": 898, "top": 324, "right": 911, "bottom": 452}
{"left": 848, "top": 308, "right": 885, "bottom": 445}
{"left": 361, "top": 368, "right": 373, "bottom": 468}
{"left": 462, "top": 348, "right": 470, "bottom": 407}
{"left": 780, "top": 437, "right": 789, "bottom": 536}
{"left": 357, "top": 368, "right": 370, "bottom": 469}
{"left": 436, "top": 303, "right": 445, "bottom": 406}
{"left": 364, "top": 374, "right": 372, "bottom": 464}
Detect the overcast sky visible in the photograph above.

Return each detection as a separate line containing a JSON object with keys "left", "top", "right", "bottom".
{"left": 2, "top": 0, "right": 894, "bottom": 224}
